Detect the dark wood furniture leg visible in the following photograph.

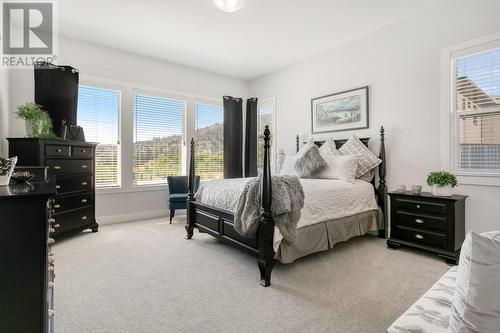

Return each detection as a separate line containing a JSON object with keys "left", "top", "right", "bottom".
{"left": 186, "top": 138, "right": 196, "bottom": 239}
{"left": 257, "top": 126, "right": 275, "bottom": 287}
{"left": 170, "top": 209, "right": 175, "bottom": 224}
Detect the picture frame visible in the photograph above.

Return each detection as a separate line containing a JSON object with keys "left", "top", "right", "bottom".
{"left": 311, "top": 86, "right": 369, "bottom": 134}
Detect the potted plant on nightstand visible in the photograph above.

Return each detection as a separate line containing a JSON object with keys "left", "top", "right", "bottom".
{"left": 15, "top": 102, "right": 55, "bottom": 138}
{"left": 427, "top": 171, "right": 458, "bottom": 196}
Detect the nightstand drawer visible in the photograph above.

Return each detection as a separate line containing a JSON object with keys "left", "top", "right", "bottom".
{"left": 394, "top": 226, "right": 446, "bottom": 249}
{"left": 46, "top": 159, "right": 93, "bottom": 175}
{"left": 395, "top": 211, "right": 446, "bottom": 232}
{"left": 71, "top": 146, "right": 93, "bottom": 157}
{"left": 45, "top": 144, "right": 70, "bottom": 157}
{"left": 395, "top": 198, "right": 447, "bottom": 216}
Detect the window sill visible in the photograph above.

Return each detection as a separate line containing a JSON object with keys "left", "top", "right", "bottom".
{"left": 457, "top": 174, "right": 500, "bottom": 187}
{"left": 96, "top": 185, "right": 168, "bottom": 195}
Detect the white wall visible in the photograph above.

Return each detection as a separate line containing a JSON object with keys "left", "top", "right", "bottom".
{"left": 249, "top": 0, "right": 500, "bottom": 233}
{"left": 6, "top": 37, "right": 248, "bottom": 223}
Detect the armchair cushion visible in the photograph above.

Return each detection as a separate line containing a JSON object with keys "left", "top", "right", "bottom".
{"left": 169, "top": 193, "right": 189, "bottom": 202}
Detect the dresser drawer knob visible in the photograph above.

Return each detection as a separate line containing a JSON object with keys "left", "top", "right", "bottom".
{"left": 415, "top": 234, "right": 424, "bottom": 240}
{"left": 53, "top": 224, "right": 60, "bottom": 229}
{"left": 415, "top": 218, "right": 424, "bottom": 224}
{"left": 53, "top": 204, "right": 61, "bottom": 209}
{"left": 56, "top": 185, "right": 61, "bottom": 189}
{"left": 53, "top": 166, "right": 61, "bottom": 170}
{"left": 48, "top": 218, "right": 55, "bottom": 224}
{"left": 416, "top": 204, "right": 421, "bottom": 209}
{"left": 49, "top": 228, "right": 55, "bottom": 234}
{"left": 48, "top": 238, "right": 55, "bottom": 245}
{"left": 82, "top": 216, "right": 87, "bottom": 221}
{"left": 81, "top": 149, "right": 86, "bottom": 153}
{"left": 56, "top": 148, "right": 62, "bottom": 153}
{"left": 81, "top": 181, "right": 88, "bottom": 186}
{"left": 48, "top": 282, "right": 55, "bottom": 289}
{"left": 81, "top": 165, "right": 88, "bottom": 169}
{"left": 81, "top": 198, "right": 88, "bottom": 203}
{"left": 48, "top": 310, "right": 55, "bottom": 319}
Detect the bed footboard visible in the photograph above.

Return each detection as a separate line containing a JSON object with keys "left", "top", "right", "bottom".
{"left": 185, "top": 126, "right": 276, "bottom": 287}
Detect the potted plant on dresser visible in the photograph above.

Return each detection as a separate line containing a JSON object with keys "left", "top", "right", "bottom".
{"left": 427, "top": 170, "right": 458, "bottom": 196}
{"left": 14, "top": 102, "right": 55, "bottom": 138}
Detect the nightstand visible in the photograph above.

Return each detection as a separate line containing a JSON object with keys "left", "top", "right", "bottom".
{"left": 387, "top": 191, "right": 467, "bottom": 264}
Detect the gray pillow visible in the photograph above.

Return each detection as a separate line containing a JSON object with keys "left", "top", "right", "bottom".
{"left": 449, "top": 231, "right": 500, "bottom": 333}
{"left": 294, "top": 143, "right": 326, "bottom": 178}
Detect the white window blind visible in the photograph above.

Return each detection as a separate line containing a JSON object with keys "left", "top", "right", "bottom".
{"left": 77, "top": 85, "right": 120, "bottom": 188}
{"left": 133, "top": 93, "right": 185, "bottom": 186}
{"left": 257, "top": 100, "right": 275, "bottom": 172}
{"left": 454, "top": 47, "right": 500, "bottom": 174}
{"left": 195, "top": 102, "right": 223, "bottom": 181}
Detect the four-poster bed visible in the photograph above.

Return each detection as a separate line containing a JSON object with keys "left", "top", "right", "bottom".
{"left": 185, "top": 126, "right": 387, "bottom": 287}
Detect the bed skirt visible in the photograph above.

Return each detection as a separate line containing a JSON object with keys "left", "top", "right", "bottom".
{"left": 275, "top": 209, "right": 381, "bottom": 264}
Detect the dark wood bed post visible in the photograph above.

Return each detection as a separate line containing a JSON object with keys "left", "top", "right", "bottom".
{"left": 257, "top": 125, "right": 275, "bottom": 287}
{"left": 377, "top": 126, "right": 387, "bottom": 239}
{"left": 185, "top": 138, "right": 196, "bottom": 240}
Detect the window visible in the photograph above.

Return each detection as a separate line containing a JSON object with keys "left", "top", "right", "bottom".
{"left": 453, "top": 46, "right": 500, "bottom": 175}
{"left": 133, "top": 93, "right": 185, "bottom": 186}
{"left": 257, "top": 99, "right": 275, "bottom": 172}
{"left": 195, "top": 102, "right": 223, "bottom": 180}
{"left": 77, "top": 85, "right": 120, "bottom": 188}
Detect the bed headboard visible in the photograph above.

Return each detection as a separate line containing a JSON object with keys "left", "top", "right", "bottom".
{"left": 294, "top": 126, "right": 387, "bottom": 238}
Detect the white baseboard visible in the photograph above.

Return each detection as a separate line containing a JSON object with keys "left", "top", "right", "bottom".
{"left": 97, "top": 209, "right": 186, "bottom": 225}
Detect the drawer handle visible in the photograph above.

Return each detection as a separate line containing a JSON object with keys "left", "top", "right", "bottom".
{"left": 54, "top": 204, "right": 61, "bottom": 209}
{"left": 415, "top": 218, "right": 424, "bottom": 224}
{"left": 48, "top": 282, "right": 55, "bottom": 289}
{"left": 53, "top": 166, "right": 61, "bottom": 170}
{"left": 82, "top": 216, "right": 87, "bottom": 220}
{"left": 48, "top": 218, "right": 55, "bottom": 223}
{"left": 81, "top": 165, "right": 88, "bottom": 169}
{"left": 56, "top": 148, "right": 62, "bottom": 153}
{"left": 53, "top": 224, "right": 60, "bottom": 229}
{"left": 81, "top": 149, "right": 86, "bottom": 153}
{"left": 415, "top": 234, "right": 424, "bottom": 240}
{"left": 49, "top": 228, "right": 55, "bottom": 234}
{"left": 81, "top": 198, "right": 88, "bottom": 203}
{"left": 48, "top": 310, "right": 55, "bottom": 319}
{"left": 416, "top": 204, "right": 421, "bottom": 209}
{"left": 81, "top": 181, "right": 88, "bottom": 186}
{"left": 48, "top": 238, "right": 55, "bottom": 245}
{"left": 56, "top": 185, "right": 61, "bottom": 189}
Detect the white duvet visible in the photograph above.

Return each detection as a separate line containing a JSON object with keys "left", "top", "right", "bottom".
{"left": 195, "top": 177, "right": 378, "bottom": 250}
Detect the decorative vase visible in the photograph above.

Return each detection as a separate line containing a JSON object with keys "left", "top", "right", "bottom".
{"left": 25, "top": 119, "right": 43, "bottom": 137}
{"left": 0, "top": 175, "right": 10, "bottom": 186}
{"left": 431, "top": 184, "right": 453, "bottom": 196}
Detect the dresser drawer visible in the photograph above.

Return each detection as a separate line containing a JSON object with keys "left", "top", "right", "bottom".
{"left": 395, "top": 211, "right": 446, "bottom": 232}
{"left": 54, "top": 207, "right": 95, "bottom": 235}
{"left": 56, "top": 176, "right": 93, "bottom": 194}
{"left": 45, "top": 144, "right": 70, "bottom": 157}
{"left": 394, "top": 226, "right": 446, "bottom": 249}
{"left": 46, "top": 159, "right": 93, "bottom": 175}
{"left": 53, "top": 192, "right": 93, "bottom": 214}
{"left": 395, "top": 198, "right": 447, "bottom": 216}
{"left": 71, "top": 146, "right": 93, "bottom": 157}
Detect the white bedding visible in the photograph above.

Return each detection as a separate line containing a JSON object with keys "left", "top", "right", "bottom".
{"left": 195, "top": 177, "right": 378, "bottom": 250}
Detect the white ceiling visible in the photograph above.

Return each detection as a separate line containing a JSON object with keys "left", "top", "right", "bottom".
{"left": 58, "top": 0, "right": 445, "bottom": 80}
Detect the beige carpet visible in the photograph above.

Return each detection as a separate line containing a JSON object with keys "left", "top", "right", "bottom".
{"left": 53, "top": 216, "right": 450, "bottom": 333}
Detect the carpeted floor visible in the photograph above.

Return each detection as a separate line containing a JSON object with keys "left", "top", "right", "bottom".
{"left": 53, "top": 216, "right": 450, "bottom": 333}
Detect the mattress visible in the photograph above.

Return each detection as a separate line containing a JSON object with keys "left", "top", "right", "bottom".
{"left": 195, "top": 177, "right": 379, "bottom": 260}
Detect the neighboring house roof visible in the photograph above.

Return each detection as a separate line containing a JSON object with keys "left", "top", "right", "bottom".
{"left": 456, "top": 76, "right": 498, "bottom": 108}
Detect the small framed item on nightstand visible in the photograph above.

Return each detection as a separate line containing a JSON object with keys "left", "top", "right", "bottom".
{"left": 386, "top": 191, "right": 467, "bottom": 264}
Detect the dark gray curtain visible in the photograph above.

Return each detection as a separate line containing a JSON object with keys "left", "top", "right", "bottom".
{"left": 244, "top": 98, "right": 258, "bottom": 177}
{"left": 223, "top": 96, "right": 243, "bottom": 178}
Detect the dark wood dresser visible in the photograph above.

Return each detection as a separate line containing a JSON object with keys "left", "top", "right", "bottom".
{"left": 0, "top": 177, "right": 57, "bottom": 332}
{"left": 8, "top": 138, "right": 99, "bottom": 237}
{"left": 387, "top": 191, "right": 467, "bottom": 264}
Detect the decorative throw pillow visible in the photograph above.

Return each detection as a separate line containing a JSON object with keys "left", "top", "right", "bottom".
{"left": 449, "top": 231, "right": 500, "bottom": 333}
{"left": 279, "top": 155, "right": 299, "bottom": 176}
{"left": 318, "top": 138, "right": 340, "bottom": 156}
{"left": 294, "top": 142, "right": 326, "bottom": 178}
{"left": 339, "top": 135, "right": 381, "bottom": 178}
{"left": 358, "top": 169, "right": 375, "bottom": 182}
{"left": 315, "top": 154, "right": 358, "bottom": 182}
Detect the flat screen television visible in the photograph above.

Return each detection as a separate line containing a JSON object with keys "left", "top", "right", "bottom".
{"left": 34, "top": 62, "right": 79, "bottom": 136}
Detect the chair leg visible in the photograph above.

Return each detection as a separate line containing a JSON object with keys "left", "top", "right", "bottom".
{"left": 170, "top": 209, "right": 175, "bottom": 224}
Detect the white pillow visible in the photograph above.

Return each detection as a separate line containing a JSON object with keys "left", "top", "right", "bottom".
{"left": 449, "top": 231, "right": 500, "bottom": 333}
{"left": 318, "top": 138, "right": 340, "bottom": 156}
{"left": 358, "top": 169, "right": 375, "bottom": 182}
{"left": 315, "top": 154, "right": 358, "bottom": 182}
{"left": 339, "top": 135, "right": 381, "bottom": 178}
{"left": 279, "top": 155, "right": 299, "bottom": 176}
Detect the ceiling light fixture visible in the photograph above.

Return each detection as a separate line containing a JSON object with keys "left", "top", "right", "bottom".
{"left": 212, "top": 0, "right": 244, "bottom": 13}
